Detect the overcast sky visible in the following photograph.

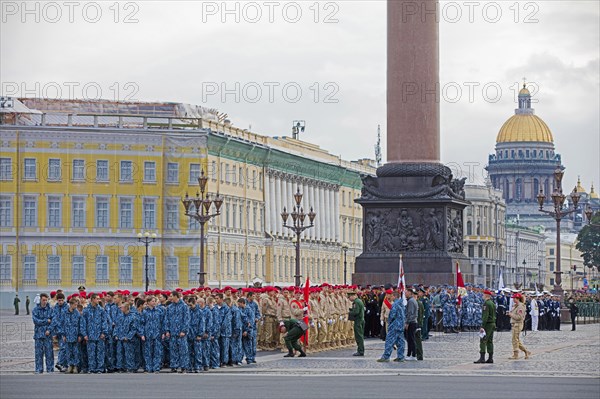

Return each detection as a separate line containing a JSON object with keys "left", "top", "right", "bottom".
{"left": 2, "top": 0, "right": 599, "bottom": 191}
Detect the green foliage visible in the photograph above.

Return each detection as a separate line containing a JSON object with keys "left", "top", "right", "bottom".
{"left": 576, "top": 212, "right": 600, "bottom": 267}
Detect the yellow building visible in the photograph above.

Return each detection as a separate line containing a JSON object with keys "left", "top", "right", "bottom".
{"left": 544, "top": 233, "right": 586, "bottom": 292}
{"left": 0, "top": 98, "right": 374, "bottom": 306}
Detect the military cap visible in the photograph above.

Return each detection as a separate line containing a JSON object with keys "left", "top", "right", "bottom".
{"left": 77, "top": 285, "right": 86, "bottom": 291}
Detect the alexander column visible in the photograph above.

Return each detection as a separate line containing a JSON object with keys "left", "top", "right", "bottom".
{"left": 353, "top": 0, "right": 470, "bottom": 286}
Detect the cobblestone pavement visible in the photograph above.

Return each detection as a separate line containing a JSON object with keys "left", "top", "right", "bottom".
{"left": 2, "top": 311, "right": 598, "bottom": 377}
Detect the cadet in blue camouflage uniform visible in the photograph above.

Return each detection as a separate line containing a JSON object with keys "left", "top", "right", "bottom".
{"left": 209, "top": 297, "right": 222, "bottom": 369}
{"left": 240, "top": 298, "right": 257, "bottom": 364}
{"left": 246, "top": 291, "right": 261, "bottom": 358}
{"left": 157, "top": 293, "right": 170, "bottom": 367}
{"left": 217, "top": 294, "right": 232, "bottom": 366}
{"left": 197, "top": 297, "right": 211, "bottom": 371}
{"left": 187, "top": 296, "right": 205, "bottom": 372}
{"left": 103, "top": 292, "right": 117, "bottom": 372}
{"left": 377, "top": 291, "right": 406, "bottom": 362}
{"left": 141, "top": 296, "right": 164, "bottom": 373}
{"left": 441, "top": 289, "right": 458, "bottom": 333}
{"left": 230, "top": 298, "right": 243, "bottom": 366}
{"left": 165, "top": 291, "right": 190, "bottom": 373}
{"left": 81, "top": 293, "right": 109, "bottom": 373}
{"left": 473, "top": 288, "right": 484, "bottom": 330}
{"left": 32, "top": 293, "right": 55, "bottom": 374}
{"left": 132, "top": 298, "right": 145, "bottom": 371}
{"left": 114, "top": 303, "right": 137, "bottom": 372}
{"left": 51, "top": 293, "right": 68, "bottom": 371}
{"left": 59, "top": 297, "right": 82, "bottom": 373}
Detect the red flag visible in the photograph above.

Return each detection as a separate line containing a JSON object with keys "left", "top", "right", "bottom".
{"left": 397, "top": 255, "right": 407, "bottom": 306}
{"left": 301, "top": 277, "right": 310, "bottom": 346}
{"left": 456, "top": 262, "right": 466, "bottom": 306}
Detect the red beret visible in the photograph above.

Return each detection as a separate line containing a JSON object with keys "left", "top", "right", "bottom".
{"left": 50, "top": 291, "right": 57, "bottom": 296}
{"left": 385, "top": 289, "right": 393, "bottom": 294}
{"left": 123, "top": 290, "right": 130, "bottom": 295}
{"left": 175, "top": 288, "right": 183, "bottom": 292}
{"left": 72, "top": 293, "right": 79, "bottom": 298}
{"left": 223, "top": 286, "right": 232, "bottom": 291}
{"left": 483, "top": 290, "right": 493, "bottom": 295}
{"left": 231, "top": 288, "right": 238, "bottom": 293}
{"left": 132, "top": 292, "right": 139, "bottom": 297}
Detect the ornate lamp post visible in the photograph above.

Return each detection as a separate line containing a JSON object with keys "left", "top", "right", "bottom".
{"left": 137, "top": 231, "right": 157, "bottom": 293}
{"left": 537, "top": 261, "right": 542, "bottom": 291}
{"left": 536, "top": 167, "right": 581, "bottom": 296}
{"left": 584, "top": 206, "right": 600, "bottom": 227}
{"left": 341, "top": 242, "right": 349, "bottom": 285}
{"left": 281, "top": 188, "right": 316, "bottom": 287}
{"left": 182, "top": 170, "right": 223, "bottom": 287}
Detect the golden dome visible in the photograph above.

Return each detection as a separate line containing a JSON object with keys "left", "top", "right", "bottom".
{"left": 576, "top": 177, "right": 586, "bottom": 193}
{"left": 590, "top": 183, "right": 599, "bottom": 199}
{"left": 496, "top": 114, "right": 554, "bottom": 143}
{"left": 519, "top": 86, "right": 530, "bottom": 95}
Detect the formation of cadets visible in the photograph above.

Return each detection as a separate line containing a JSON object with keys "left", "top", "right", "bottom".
{"left": 30, "top": 282, "right": 573, "bottom": 374}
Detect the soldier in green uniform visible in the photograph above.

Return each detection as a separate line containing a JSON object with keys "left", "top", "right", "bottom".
{"left": 348, "top": 291, "right": 365, "bottom": 356}
{"left": 279, "top": 318, "right": 307, "bottom": 358}
{"left": 474, "top": 289, "right": 496, "bottom": 364}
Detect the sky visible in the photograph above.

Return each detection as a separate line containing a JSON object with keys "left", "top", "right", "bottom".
{"left": 2, "top": 0, "right": 599, "bottom": 191}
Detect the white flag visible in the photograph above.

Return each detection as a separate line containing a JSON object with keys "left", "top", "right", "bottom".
{"left": 498, "top": 268, "right": 505, "bottom": 292}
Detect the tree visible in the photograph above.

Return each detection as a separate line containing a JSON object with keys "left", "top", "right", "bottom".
{"left": 576, "top": 212, "right": 600, "bottom": 268}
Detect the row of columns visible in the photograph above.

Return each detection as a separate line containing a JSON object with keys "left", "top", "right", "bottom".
{"left": 264, "top": 170, "right": 340, "bottom": 242}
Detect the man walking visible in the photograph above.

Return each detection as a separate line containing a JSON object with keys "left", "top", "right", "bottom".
{"left": 404, "top": 288, "right": 418, "bottom": 361}
{"left": 377, "top": 290, "right": 405, "bottom": 362}
{"left": 26, "top": 296, "right": 31, "bottom": 315}
{"left": 474, "top": 290, "right": 496, "bottom": 364}
{"left": 347, "top": 290, "right": 365, "bottom": 357}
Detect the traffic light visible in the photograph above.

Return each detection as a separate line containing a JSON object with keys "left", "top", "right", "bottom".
{"left": 573, "top": 265, "right": 577, "bottom": 272}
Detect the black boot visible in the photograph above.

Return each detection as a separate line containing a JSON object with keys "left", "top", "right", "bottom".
{"left": 298, "top": 349, "right": 307, "bottom": 357}
{"left": 485, "top": 353, "right": 494, "bottom": 363}
{"left": 474, "top": 353, "right": 486, "bottom": 364}
{"left": 283, "top": 350, "right": 294, "bottom": 358}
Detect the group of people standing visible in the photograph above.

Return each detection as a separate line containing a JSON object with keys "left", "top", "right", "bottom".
{"left": 32, "top": 286, "right": 261, "bottom": 374}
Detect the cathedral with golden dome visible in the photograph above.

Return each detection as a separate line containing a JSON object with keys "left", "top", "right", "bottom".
{"left": 486, "top": 83, "right": 596, "bottom": 231}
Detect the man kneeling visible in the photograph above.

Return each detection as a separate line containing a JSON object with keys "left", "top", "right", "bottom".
{"left": 279, "top": 319, "right": 307, "bottom": 358}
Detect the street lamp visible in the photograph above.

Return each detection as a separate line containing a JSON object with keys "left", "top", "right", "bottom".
{"left": 584, "top": 206, "right": 600, "bottom": 227}
{"left": 182, "top": 169, "right": 223, "bottom": 287}
{"left": 537, "top": 261, "right": 542, "bottom": 291}
{"left": 536, "top": 166, "right": 581, "bottom": 297}
{"left": 281, "top": 188, "right": 316, "bottom": 287}
{"left": 341, "top": 242, "right": 349, "bottom": 285}
{"left": 137, "top": 231, "right": 157, "bottom": 293}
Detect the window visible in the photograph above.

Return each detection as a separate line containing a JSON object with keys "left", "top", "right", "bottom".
{"left": 252, "top": 205, "right": 257, "bottom": 231}
{"left": 96, "top": 256, "right": 109, "bottom": 281}
{"left": 24, "top": 158, "right": 36, "bottom": 180}
{"left": 210, "top": 160, "right": 217, "bottom": 181}
{"left": 120, "top": 161, "right": 132, "bottom": 182}
{"left": 0, "top": 158, "right": 12, "bottom": 180}
{"left": 466, "top": 221, "right": 472, "bottom": 235}
{"left": 119, "top": 256, "right": 132, "bottom": 282}
{"left": 119, "top": 198, "right": 133, "bottom": 229}
{"left": 143, "top": 198, "right": 156, "bottom": 229}
{"left": 96, "top": 160, "right": 108, "bottom": 181}
{"left": 233, "top": 204, "right": 237, "bottom": 229}
{"left": 550, "top": 278, "right": 555, "bottom": 286}
{"left": 0, "top": 255, "right": 11, "bottom": 280}
{"left": 144, "top": 256, "right": 156, "bottom": 282}
{"left": 166, "top": 257, "right": 178, "bottom": 282}
{"left": 144, "top": 161, "right": 156, "bottom": 182}
{"left": 189, "top": 257, "right": 200, "bottom": 282}
{"left": 189, "top": 163, "right": 200, "bottom": 183}
{"left": 23, "top": 196, "right": 37, "bottom": 227}
{"left": 549, "top": 248, "right": 555, "bottom": 255}
{"left": 47, "top": 196, "right": 62, "bottom": 228}
{"left": 549, "top": 261, "right": 555, "bottom": 271}
{"left": 48, "top": 158, "right": 61, "bottom": 180}
{"left": 166, "top": 200, "right": 179, "bottom": 230}
{"left": 72, "top": 159, "right": 85, "bottom": 180}
{"left": 233, "top": 165, "right": 237, "bottom": 184}
{"left": 23, "top": 255, "right": 36, "bottom": 280}
{"left": 252, "top": 170, "right": 256, "bottom": 189}
{"left": 167, "top": 162, "right": 178, "bottom": 183}
{"left": 72, "top": 197, "right": 86, "bottom": 228}
{"left": 225, "top": 164, "right": 230, "bottom": 183}
{"left": 96, "top": 197, "right": 109, "bottom": 228}
{"left": 0, "top": 196, "right": 12, "bottom": 227}
{"left": 239, "top": 167, "right": 244, "bottom": 186}
{"left": 342, "top": 191, "right": 346, "bottom": 207}
{"left": 48, "top": 256, "right": 61, "bottom": 281}
{"left": 468, "top": 245, "right": 475, "bottom": 258}
{"left": 72, "top": 256, "right": 85, "bottom": 281}
{"left": 478, "top": 245, "right": 483, "bottom": 258}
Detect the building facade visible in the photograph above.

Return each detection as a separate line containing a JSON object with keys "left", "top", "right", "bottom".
{"left": 504, "top": 225, "right": 546, "bottom": 290}
{"left": 0, "top": 98, "right": 375, "bottom": 308}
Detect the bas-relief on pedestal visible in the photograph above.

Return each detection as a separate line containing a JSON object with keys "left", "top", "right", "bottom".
{"left": 353, "top": 162, "right": 470, "bottom": 287}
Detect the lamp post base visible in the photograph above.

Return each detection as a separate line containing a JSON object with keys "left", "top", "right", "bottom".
{"left": 551, "top": 284, "right": 564, "bottom": 298}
